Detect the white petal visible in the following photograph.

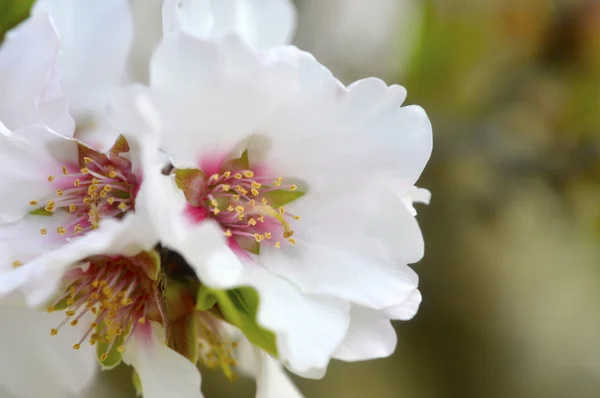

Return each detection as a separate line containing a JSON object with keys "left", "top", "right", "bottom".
{"left": 333, "top": 306, "right": 397, "bottom": 362}
{"left": 122, "top": 322, "right": 203, "bottom": 398}
{"left": 0, "top": 13, "right": 73, "bottom": 135}
{"left": 34, "top": 0, "right": 134, "bottom": 120}
{"left": 168, "top": 221, "right": 350, "bottom": 377}
{"left": 0, "top": 125, "right": 78, "bottom": 224}
{"left": 163, "top": 0, "right": 296, "bottom": 50}
{"left": 382, "top": 289, "right": 422, "bottom": 321}
{"left": 259, "top": 191, "right": 420, "bottom": 309}
{"left": 236, "top": 339, "right": 303, "bottom": 398}
{"left": 150, "top": 34, "right": 297, "bottom": 166}
{"left": 0, "top": 213, "right": 159, "bottom": 307}
{"left": 128, "top": 0, "right": 163, "bottom": 84}
{"left": 0, "top": 298, "right": 97, "bottom": 397}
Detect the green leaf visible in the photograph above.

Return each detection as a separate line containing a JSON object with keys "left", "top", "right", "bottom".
{"left": 29, "top": 208, "right": 53, "bottom": 217}
{"left": 132, "top": 369, "right": 143, "bottom": 397}
{"left": 263, "top": 189, "right": 306, "bottom": 208}
{"left": 0, "top": 0, "right": 35, "bottom": 42}
{"left": 95, "top": 322, "right": 128, "bottom": 370}
{"left": 221, "top": 150, "right": 250, "bottom": 171}
{"left": 203, "top": 287, "right": 278, "bottom": 357}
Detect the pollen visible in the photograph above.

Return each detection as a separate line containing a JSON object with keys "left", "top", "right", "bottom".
{"left": 73, "top": 344, "right": 81, "bottom": 350}
{"left": 83, "top": 157, "right": 92, "bottom": 164}
{"left": 12, "top": 260, "right": 23, "bottom": 268}
{"left": 242, "top": 170, "right": 254, "bottom": 178}
{"left": 50, "top": 329, "right": 58, "bottom": 336}
{"left": 48, "top": 175, "right": 55, "bottom": 182}
{"left": 56, "top": 226, "right": 67, "bottom": 235}
{"left": 29, "top": 200, "right": 38, "bottom": 206}
{"left": 40, "top": 228, "right": 47, "bottom": 235}
{"left": 45, "top": 201, "right": 55, "bottom": 212}
{"left": 62, "top": 166, "right": 69, "bottom": 175}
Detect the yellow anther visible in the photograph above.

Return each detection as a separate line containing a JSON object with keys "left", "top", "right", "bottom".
{"left": 90, "top": 322, "right": 98, "bottom": 329}
{"left": 73, "top": 343, "right": 81, "bottom": 350}
{"left": 48, "top": 175, "right": 55, "bottom": 182}
{"left": 74, "top": 179, "right": 80, "bottom": 187}
{"left": 70, "top": 320, "right": 79, "bottom": 326}
{"left": 254, "top": 234, "right": 264, "bottom": 242}
{"left": 92, "top": 280, "right": 100, "bottom": 288}
{"left": 243, "top": 170, "right": 254, "bottom": 178}
{"left": 287, "top": 238, "right": 296, "bottom": 245}
{"left": 62, "top": 165, "right": 69, "bottom": 175}
{"left": 107, "top": 197, "right": 115, "bottom": 205}
{"left": 29, "top": 200, "right": 38, "bottom": 206}
{"left": 257, "top": 215, "right": 264, "bottom": 222}
{"left": 40, "top": 228, "right": 47, "bottom": 235}
{"left": 99, "top": 191, "right": 107, "bottom": 198}
{"left": 223, "top": 171, "right": 231, "bottom": 178}
{"left": 80, "top": 168, "right": 89, "bottom": 174}
{"left": 50, "top": 329, "right": 58, "bottom": 336}
{"left": 283, "top": 230, "right": 294, "bottom": 239}
{"left": 12, "top": 260, "right": 23, "bottom": 268}
{"left": 45, "top": 201, "right": 55, "bottom": 212}
{"left": 264, "top": 232, "right": 272, "bottom": 239}
{"left": 210, "top": 173, "right": 220, "bottom": 181}
{"left": 117, "top": 345, "right": 125, "bottom": 353}
{"left": 289, "top": 184, "right": 297, "bottom": 191}
{"left": 251, "top": 188, "right": 260, "bottom": 196}
{"left": 221, "top": 184, "right": 231, "bottom": 191}
{"left": 91, "top": 307, "right": 98, "bottom": 314}
{"left": 292, "top": 215, "right": 301, "bottom": 220}
{"left": 103, "top": 185, "right": 112, "bottom": 192}
{"left": 248, "top": 218, "right": 257, "bottom": 226}
{"left": 251, "top": 181, "right": 261, "bottom": 189}
{"left": 233, "top": 195, "right": 240, "bottom": 201}
{"left": 234, "top": 173, "right": 243, "bottom": 179}
{"left": 249, "top": 199, "right": 256, "bottom": 206}
{"left": 235, "top": 206, "right": 245, "bottom": 213}
{"left": 46, "top": 306, "right": 54, "bottom": 313}
{"left": 235, "top": 186, "right": 247, "bottom": 195}
{"left": 83, "top": 197, "right": 91, "bottom": 204}
{"left": 67, "top": 298, "right": 75, "bottom": 305}
{"left": 138, "top": 317, "right": 146, "bottom": 324}
{"left": 100, "top": 353, "right": 108, "bottom": 362}
{"left": 108, "top": 170, "right": 117, "bottom": 178}
{"left": 210, "top": 198, "right": 218, "bottom": 207}
{"left": 224, "top": 229, "right": 232, "bottom": 237}
{"left": 56, "top": 226, "right": 67, "bottom": 235}
{"left": 70, "top": 286, "right": 76, "bottom": 295}
{"left": 275, "top": 241, "right": 281, "bottom": 248}
{"left": 69, "top": 204, "right": 77, "bottom": 212}
{"left": 237, "top": 214, "right": 244, "bottom": 221}
{"left": 118, "top": 202, "right": 128, "bottom": 211}
{"left": 261, "top": 197, "right": 268, "bottom": 204}
{"left": 278, "top": 206, "right": 285, "bottom": 215}
{"left": 66, "top": 310, "right": 76, "bottom": 317}
{"left": 227, "top": 205, "right": 234, "bottom": 212}
{"left": 213, "top": 208, "right": 221, "bottom": 215}
{"left": 83, "top": 157, "right": 92, "bottom": 164}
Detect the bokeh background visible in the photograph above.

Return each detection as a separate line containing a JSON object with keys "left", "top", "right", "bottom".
{"left": 3, "top": 0, "right": 600, "bottom": 397}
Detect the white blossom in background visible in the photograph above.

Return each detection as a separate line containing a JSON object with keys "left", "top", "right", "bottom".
{"left": 141, "top": 31, "right": 432, "bottom": 378}
{"left": 0, "top": 13, "right": 96, "bottom": 398}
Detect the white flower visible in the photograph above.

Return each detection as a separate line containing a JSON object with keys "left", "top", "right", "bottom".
{"left": 142, "top": 32, "right": 432, "bottom": 377}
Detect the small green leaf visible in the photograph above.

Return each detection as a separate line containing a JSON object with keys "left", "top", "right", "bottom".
{"left": 95, "top": 322, "right": 128, "bottom": 370}
{"left": 221, "top": 150, "right": 250, "bottom": 171}
{"left": 29, "top": 208, "right": 53, "bottom": 217}
{"left": 263, "top": 189, "right": 306, "bottom": 208}
{"left": 208, "top": 287, "right": 278, "bottom": 357}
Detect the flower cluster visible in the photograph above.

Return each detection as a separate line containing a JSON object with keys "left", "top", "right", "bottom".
{"left": 0, "top": 1, "right": 432, "bottom": 398}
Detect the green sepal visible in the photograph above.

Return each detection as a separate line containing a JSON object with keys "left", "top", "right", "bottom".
{"left": 132, "top": 369, "right": 143, "bottom": 397}
{"left": 199, "top": 286, "right": 278, "bottom": 357}
{"left": 221, "top": 150, "right": 250, "bottom": 171}
{"left": 95, "top": 322, "right": 129, "bottom": 370}
{"left": 130, "top": 250, "right": 161, "bottom": 282}
{"left": 196, "top": 285, "right": 218, "bottom": 311}
{"left": 29, "top": 208, "right": 53, "bottom": 217}
{"left": 174, "top": 168, "right": 206, "bottom": 205}
{"left": 168, "top": 314, "right": 198, "bottom": 364}
{"left": 237, "top": 237, "right": 260, "bottom": 255}
{"left": 263, "top": 189, "right": 306, "bottom": 208}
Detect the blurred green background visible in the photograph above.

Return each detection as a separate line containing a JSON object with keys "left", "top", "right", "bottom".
{"left": 3, "top": 0, "right": 600, "bottom": 397}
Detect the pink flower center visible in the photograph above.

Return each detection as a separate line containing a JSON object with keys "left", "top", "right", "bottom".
{"left": 47, "top": 254, "right": 159, "bottom": 361}
{"left": 182, "top": 164, "right": 302, "bottom": 254}
{"left": 30, "top": 155, "right": 137, "bottom": 239}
